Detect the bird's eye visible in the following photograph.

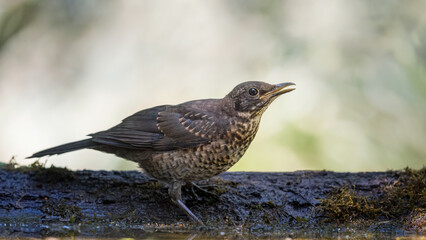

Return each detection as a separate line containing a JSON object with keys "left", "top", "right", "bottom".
{"left": 248, "top": 88, "right": 259, "bottom": 96}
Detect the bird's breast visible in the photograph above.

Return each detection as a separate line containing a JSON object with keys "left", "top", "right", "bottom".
{"left": 223, "top": 117, "right": 260, "bottom": 147}
{"left": 138, "top": 118, "right": 261, "bottom": 182}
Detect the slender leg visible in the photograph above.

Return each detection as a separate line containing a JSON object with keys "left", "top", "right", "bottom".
{"left": 169, "top": 181, "right": 203, "bottom": 224}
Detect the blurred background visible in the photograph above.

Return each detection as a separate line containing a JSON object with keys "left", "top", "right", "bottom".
{"left": 0, "top": 0, "right": 425, "bottom": 172}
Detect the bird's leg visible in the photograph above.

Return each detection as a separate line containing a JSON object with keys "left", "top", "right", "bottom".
{"left": 169, "top": 181, "right": 203, "bottom": 224}
{"left": 187, "top": 182, "right": 219, "bottom": 200}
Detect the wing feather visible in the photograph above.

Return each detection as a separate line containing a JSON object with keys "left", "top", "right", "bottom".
{"left": 90, "top": 105, "right": 217, "bottom": 151}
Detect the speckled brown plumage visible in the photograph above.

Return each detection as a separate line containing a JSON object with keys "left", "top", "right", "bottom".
{"left": 28, "top": 81, "right": 296, "bottom": 223}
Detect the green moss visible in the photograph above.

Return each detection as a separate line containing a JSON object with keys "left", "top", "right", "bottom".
{"left": 379, "top": 167, "right": 426, "bottom": 218}
{"left": 144, "top": 180, "right": 163, "bottom": 189}
{"left": 319, "top": 167, "right": 426, "bottom": 223}
{"left": 213, "top": 185, "right": 228, "bottom": 195}
{"left": 0, "top": 156, "right": 19, "bottom": 170}
{"left": 41, "top": 199, "right": 83, "bottom": 223}
{"left": 319, "top": 186, "right": 380, "bottom": 222}
{"left": 295, "top": 216, "right": 309, "bottom": 223}
{"left": 1, "top": 158, "right": 75, "bottom": 182}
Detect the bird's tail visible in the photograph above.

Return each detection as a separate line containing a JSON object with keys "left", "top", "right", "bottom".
{"left": 27, "top": 139, "right": 95, "bottom": 158}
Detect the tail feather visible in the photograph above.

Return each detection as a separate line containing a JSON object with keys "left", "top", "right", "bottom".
{"left": 27, "top": 139, "right": 95, "bottom": 158}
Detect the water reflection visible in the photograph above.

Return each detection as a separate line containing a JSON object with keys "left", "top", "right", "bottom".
{"left": 0, "top": 222, "right": 423, "bottom": 239}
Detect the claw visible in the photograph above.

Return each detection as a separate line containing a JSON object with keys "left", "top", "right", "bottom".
{"left": 189, "top": 182, "right": 219, "bottom": 200}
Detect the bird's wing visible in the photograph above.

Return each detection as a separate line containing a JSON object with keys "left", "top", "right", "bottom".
{"left": 89, "top": 105, "right": 218, "bottom": 151}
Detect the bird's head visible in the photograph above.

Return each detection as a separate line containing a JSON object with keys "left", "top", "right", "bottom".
{"left": 224, "top": 81, "right": 296, "bottom": 118}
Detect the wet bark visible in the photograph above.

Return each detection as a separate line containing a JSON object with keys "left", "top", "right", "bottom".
{"left": 0, "top": 167, "right": 416, "bottom": 237}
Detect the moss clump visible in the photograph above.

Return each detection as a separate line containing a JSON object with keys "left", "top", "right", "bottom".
{"left": 0, "top": 156, "right": 19, "bottom": 170}
{"left": 319, "top": 167, "right": 426, "bottom": 223}
{"left": 1, "top": 158, "right": 75, "bottom": 182}
{"left": 379, "top": 167, "right": 426, "bottom": 218}
{"left": 319, "top": 186, "right": 380, "bottom": 223}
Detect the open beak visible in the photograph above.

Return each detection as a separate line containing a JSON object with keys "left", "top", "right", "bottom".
{"left": 260, "top": 82, "right": 296, "bottom": 99}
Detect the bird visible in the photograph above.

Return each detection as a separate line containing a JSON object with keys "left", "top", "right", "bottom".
{"left": 28, "top": 81, "right": 296, "bottom": 223}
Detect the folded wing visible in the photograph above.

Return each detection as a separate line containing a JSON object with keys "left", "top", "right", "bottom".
{"left": 90, "top": 105, "right": 218, "bottom": 151}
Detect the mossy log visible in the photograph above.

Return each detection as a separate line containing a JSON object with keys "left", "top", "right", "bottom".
{"left": 0, "top": 164, "right": 424, "bottom": 237}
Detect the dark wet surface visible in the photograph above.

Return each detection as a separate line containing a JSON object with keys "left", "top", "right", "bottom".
{"left": 0, "top": 168, "right": 421, "bottom": 238}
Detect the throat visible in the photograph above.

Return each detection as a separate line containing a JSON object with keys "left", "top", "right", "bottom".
{"left": 228, "top": 117, "right": 261, "bottom": 145}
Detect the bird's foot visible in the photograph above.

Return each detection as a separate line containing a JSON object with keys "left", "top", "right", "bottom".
{"left": 169, "top": 181, "right": 204, "bottom": 224}
{"left": 187, "top": 182, "right": 219, "bottom": 200}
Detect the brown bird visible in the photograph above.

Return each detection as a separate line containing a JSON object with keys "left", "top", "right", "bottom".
{"left": 28, "top": 81, "right": 296, "bottom": 223}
